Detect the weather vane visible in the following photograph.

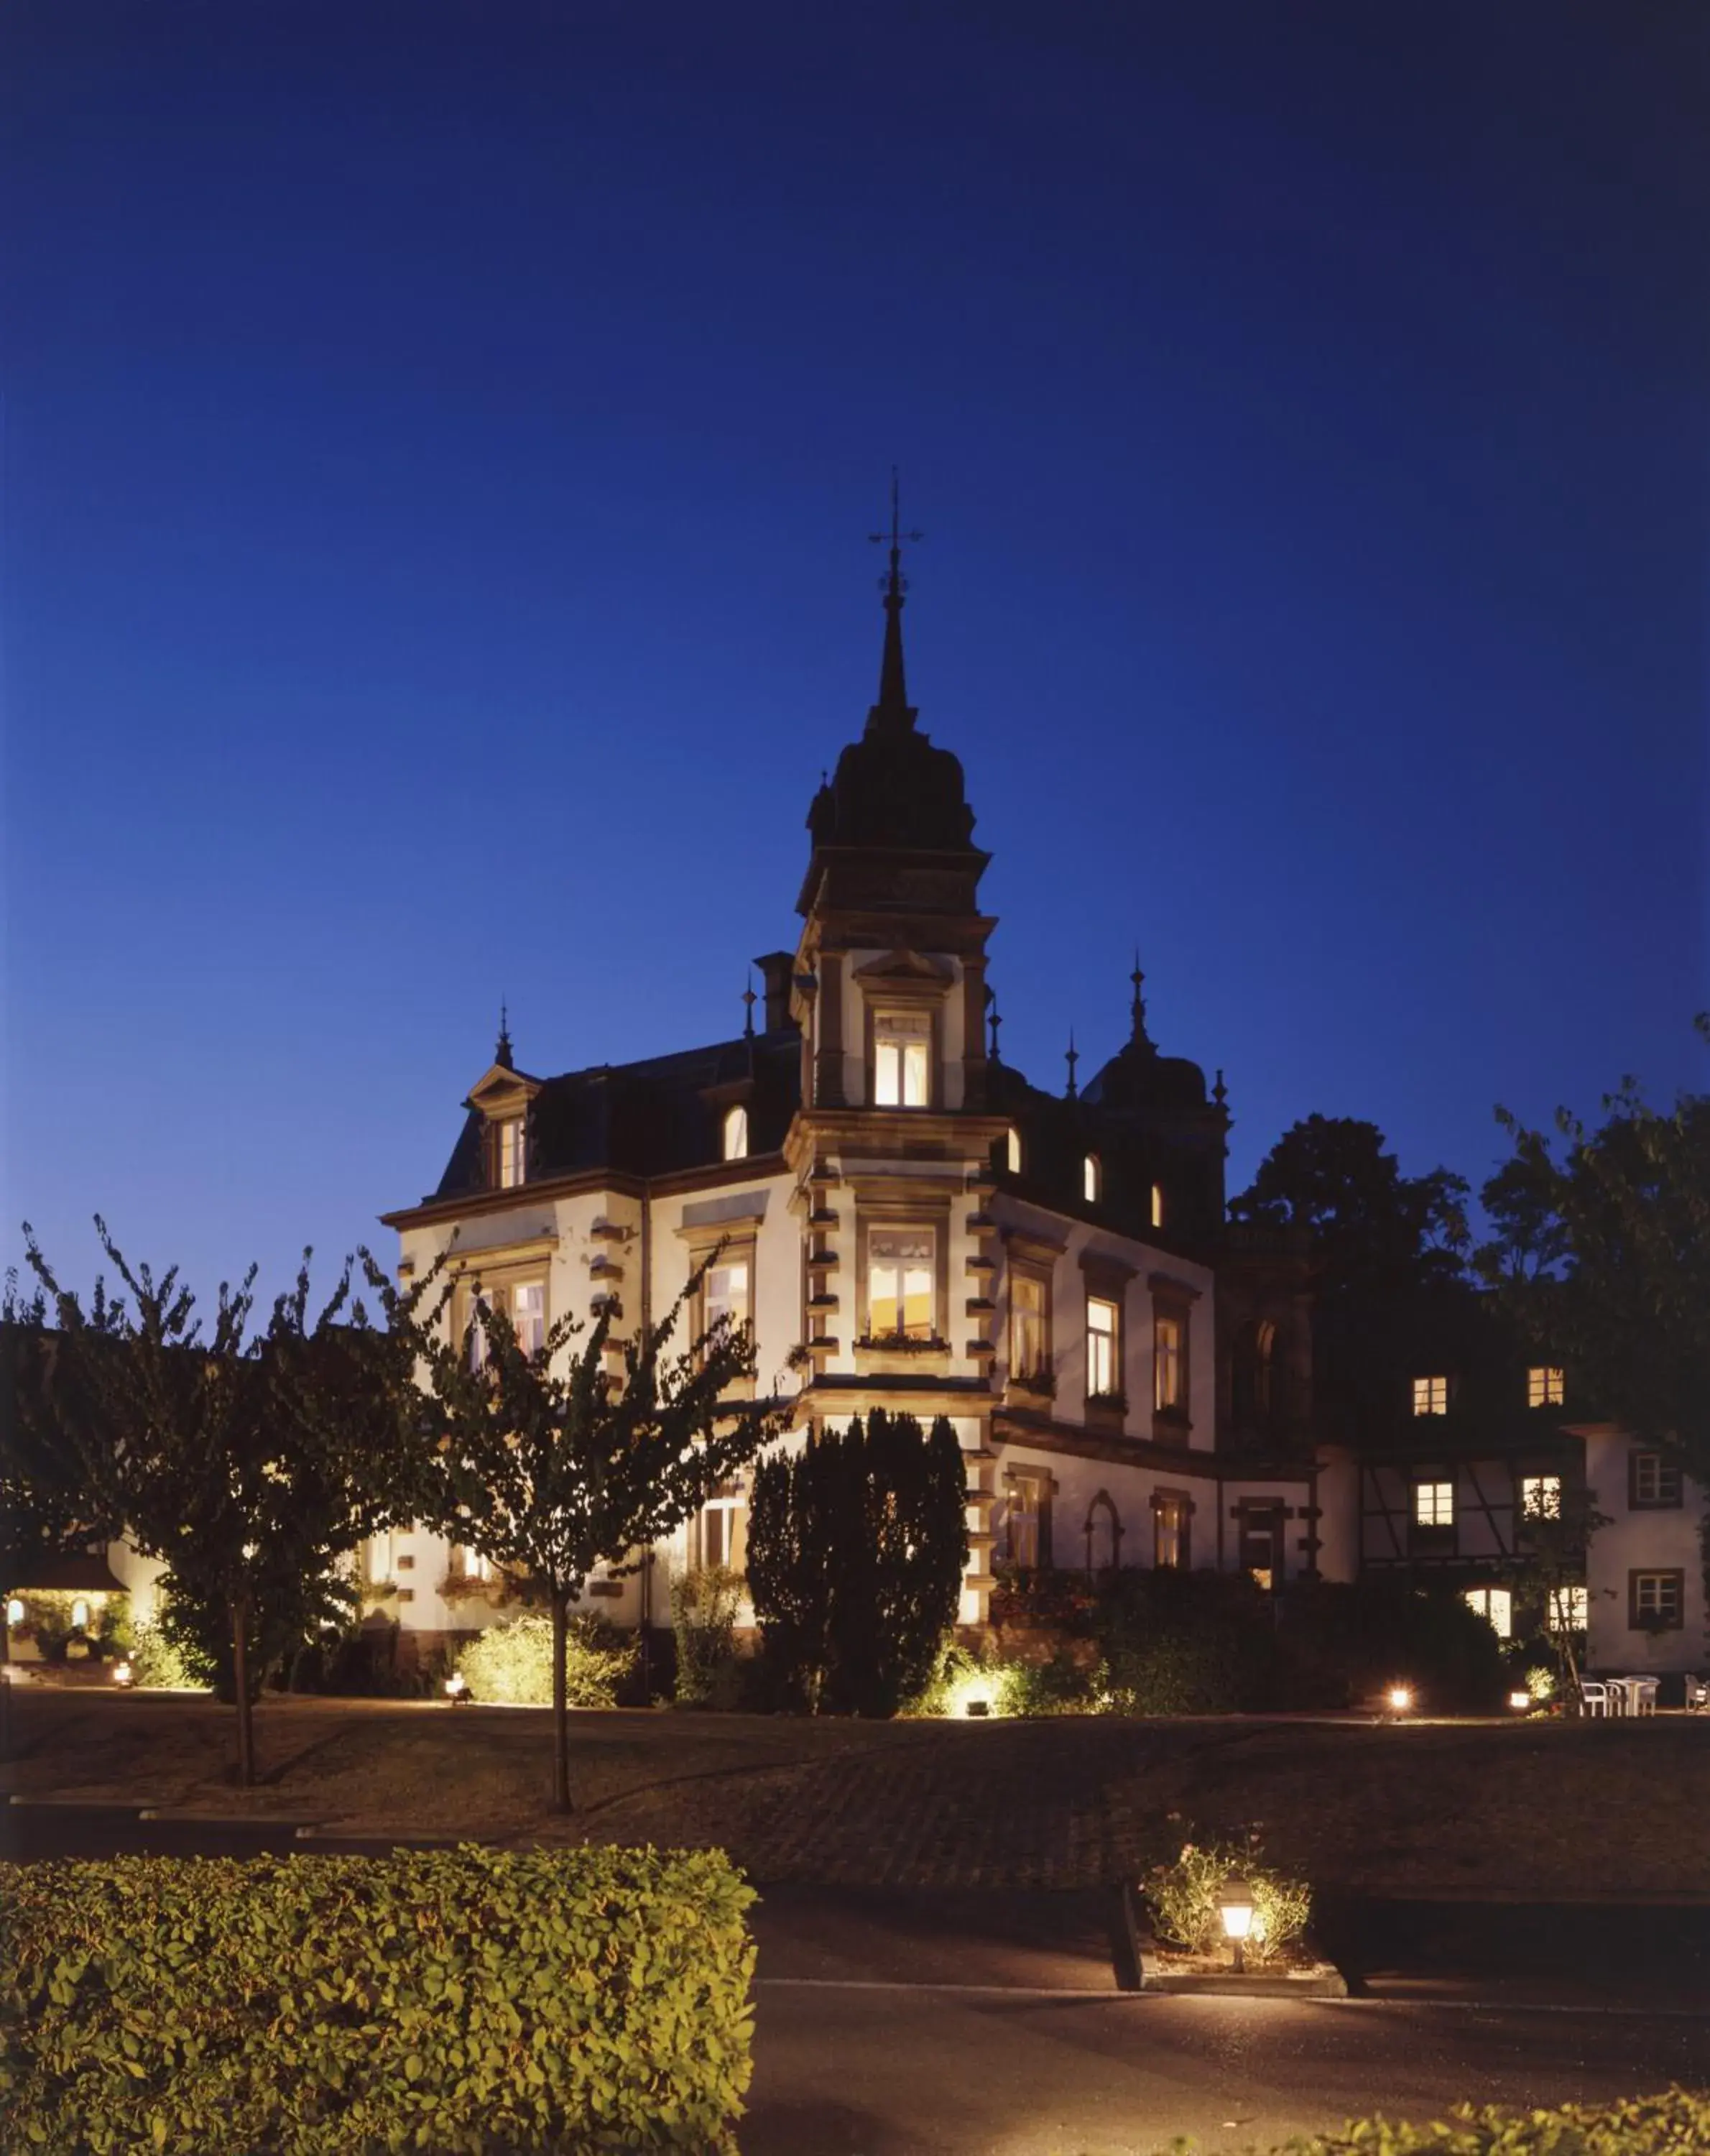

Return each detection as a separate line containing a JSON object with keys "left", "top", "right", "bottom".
{"left": 869, "top": 467, "right": 923, "bottom": 592}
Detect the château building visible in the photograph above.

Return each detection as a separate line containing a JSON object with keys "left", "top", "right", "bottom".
{"left": 374, "top": 525, "right": 1339, "bottom": 1657}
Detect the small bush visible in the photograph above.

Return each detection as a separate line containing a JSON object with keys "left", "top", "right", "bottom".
{"left": 1, "top": 1844, "right": 756, "bottom": 2154}
{"left": 671, "top": 1566, "right": 747, "bottom": 1709}
{"left": 1144, "top": 1830, "right": 1311, "bottom": 1966}
{"left": 453, "top": 1607, "right": 636, "bottom": 1708}
{"left": 1280, "top": 2086, "right": 1710, "bottom": 2154}
{"left": 126, "top": 1615, "right": 212, "bottom": 1692}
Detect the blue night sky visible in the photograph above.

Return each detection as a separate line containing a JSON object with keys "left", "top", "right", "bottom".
{"left": 4, "top": 2, "right": 1706, "bottom": 1304}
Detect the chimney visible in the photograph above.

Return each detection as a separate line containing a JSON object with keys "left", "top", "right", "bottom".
{"left": 754, "top": 952, "right": 795, "bottom": 1034}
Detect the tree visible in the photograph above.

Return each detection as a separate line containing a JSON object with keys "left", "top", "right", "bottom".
{"left": 1229, "top": 1116, "right": 1472, "bottom": 1443}
{"left": 1479, "top": 1028, "right": 1710, "bottom": 1487}
{"left": 394, "top": 1251, "right": 796, "bottom": 1812}
{"left": 1479, "top": 1026, "right": 1710, "bottom": 1631}
{"left": 23, "top": 1223, "right": 438, "bottom": 1787}
{"left": 747, "top": 1410, "right": 969, "bottom": 1717}
{"left": 0, "top": 1273, "right": 121, "bottom": 1758}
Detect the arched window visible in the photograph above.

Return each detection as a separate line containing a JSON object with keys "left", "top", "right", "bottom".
{"left": 1007, "top": 1127, "right": 1022, "bottom": 1175}
{"left": 1084, "top": 1490, "right": 1122, "bottom": 1577}
{"left": 722, "top": 1105, "right": 749, "bottom": 1161}
{"left": 71, "top": 1598, "right": 91, "bottom": 1630}
{"left": 6, "top": 1598, "right": 23, "bottom": 1628}
{"left": 1083, "top": 1154, "right": 1101, "bottom": 1205}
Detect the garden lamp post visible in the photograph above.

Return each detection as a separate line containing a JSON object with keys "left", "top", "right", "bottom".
{"left": 1217, "top": 1877, "right": 1257, "bottom": 1973}
{"left": 1385, "top": 1683, "right": 1413, "bottom": 1719}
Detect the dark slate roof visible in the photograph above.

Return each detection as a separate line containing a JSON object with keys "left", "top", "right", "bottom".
{"left": 431, "top": 1026, "right": 803, "bottom": 1199}
{"left": 11, "top": 1551, "right": 128, "bottom": 1593}
{"left": 805, "top": 707, "right": 980, "bottom": 856}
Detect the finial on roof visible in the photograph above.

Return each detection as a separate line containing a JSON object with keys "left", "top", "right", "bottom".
{"left": 867, "top": 467, "right": 923, "bottom": 729}
{"left": 1213, "top": 1068, "right": 1229, "bottom": 1109}
{"left": 742, "top": 972, "right": 757, "bottom": 1040}
{"left": 987, "top": 992, "right": 1003, "bottom": 1064}
{"left": 495, "top": 999, "right": 514, "bottom": 1071}
{"left": 1065, "top": 1029, "right": 1079, "bottom": 1100}
{"left": 1129, "top": 948, "right": 1153, "bottom": 1048}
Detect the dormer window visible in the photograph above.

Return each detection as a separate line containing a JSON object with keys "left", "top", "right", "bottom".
{"left": 1150, "top": 1183, "right": 1164, "bottom": 1229}
{"left": 1007, "top": 1127, "right": 1023, "bottom": 1174}
{"left": 1083, "top": 1155, "right": 1101, "bottom": 1205}
{"left": 722, "top": 1105, "right": 749, "bottom": 1161}
{"left": 874, "top": 1010, "right": 931, "bottom": 1107}
{"left": 496, "top": 1118, "right": 526, "bottom": 1189}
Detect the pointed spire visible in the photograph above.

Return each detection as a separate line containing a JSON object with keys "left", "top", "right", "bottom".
{"left": 1129, "top": 948, "right": 1154, "bottom": 1049}
{"left": 495, "top": 999, "right": 514, "bottom": 1071}
{"left": 1065, "top": 1029, "right": 1079, "bottom": 1100}
{"left": 867, "top": 468, "right": 923, "bottom": 732}
{"left": 987, "top": 992, "right": 1003, "bottom": 1065}
{"left": 742, "top": 972, "right": 757, "bottom": 1039}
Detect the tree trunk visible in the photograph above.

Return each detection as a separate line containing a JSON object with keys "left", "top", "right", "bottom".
{"left": 550, "top": 1586, "right": 573, "bottom": 1812}
{"left": 231, "top": 1592, "right": 255, "bottom": 1787}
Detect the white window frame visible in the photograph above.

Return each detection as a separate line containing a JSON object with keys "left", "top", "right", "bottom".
{"left": 497, "top": 1117, "right": 527, "bottom": 1189}
{"left": 873, "top": 1009, "right": 932, "bottom": 1109}
{"left": 1520, "top": 1474, "right": 1561, "bottom": 1521}
{"left": 1526, "top": 1365, "right": 1564, "bottom": 1408}
{"left": 1548, "top": 1585, "right": 1589, "bottom": 1632}
{"left": 1086, "top": 1295, "right": 1120, "bottom": 1399}
{"left": 1153, "top": 1312, "right": 1184, "bottom": 1413}
{"left": 696, "top": 1479, "right": 747, "bottom": 1572}
{"left": 1463, "top": 1585, "right": 1512, "bottom": 1638}
{"left": 1083, "top": 1154, "right": 1101, "bottom": 1204}
{"left": 1413, "top": 1479, "right": 1454, "bottom": 1528}
{"left": 866, "top": 1225, "right": 937, "bottom": 1341}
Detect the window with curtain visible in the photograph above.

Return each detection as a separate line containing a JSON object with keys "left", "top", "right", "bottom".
{"left": 512, "top": 1281, "right": 546, "bottom": 1356}
{"left": 1009, "top": 1271, "right": 1048, "bottom": 1378}
{"left": 496, "top": 1118, "right": 526, "bottom": 1189}
{"left": 1526, "top": 1365, "right": 1564, "bottom": 1407}
{"left": 706, "top": 1257, "right": 752, "bottom": 1344}
{"left": 868, "top": 1228, "right": 935, "bottom": 1339}
{"left": 1153, "top": 1313, "right": 1184, "bottom": 1413}
{"left": 697, "top": 1480, "right": 747, "bottom": 1572}
{"left": 1153, "top": 1494, "right": 1189, "bottom": 1570}
{"left": 1008, "top": 1474, "right": 1051, "bottom": 1570}
{"left": 874, "top": 1010, "right": 931, "bottom": 1107}
{"left": 1086, "top": 1295, "right": 1120, "bottom": 1398}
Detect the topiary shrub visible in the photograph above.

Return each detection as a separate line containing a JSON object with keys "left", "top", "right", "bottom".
{"left": 453, "top": 1607, "right": 636, "bottom": 1708}
{"left": 1, "top": 1844, "right": 756, "bottom": 2154}
{"left": 1143, "top": 1829, "right": 1311, "bottom": 1966}
{"left": 670, "top": 1566, "right": 746, "bottom": 1709}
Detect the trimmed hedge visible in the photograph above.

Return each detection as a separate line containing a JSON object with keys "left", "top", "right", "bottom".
{"left": 1282, "top": 2087, "right": 1710, "bottom": 2152}
{"left": 1, "top": 1844, "right": 755, "bottom": 2154}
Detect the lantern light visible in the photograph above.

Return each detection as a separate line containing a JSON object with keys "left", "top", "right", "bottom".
{"left": 1217, "top": 1877, "right": 1257, "bottom": 1972}
{"left": 1507, "top": 1690, "right": 1532, "bottom": 1712}
{"left": 1386, "top": 1684, "right": 1413, "bottom": 1715}
{"left": 444, "top": 1671, "right": 470, "bottom": 1703}
{"left": 112, "top": 1659, "right": 134, "bottom": 1687}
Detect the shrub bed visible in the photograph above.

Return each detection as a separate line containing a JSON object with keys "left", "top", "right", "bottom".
{"left": 453, "top": 1608, "right": 637, "bottom": 1708}
{"left": 1, "top": 1843, "right": 755, "bottom": 2155}
{"left": 1282, "top": 2086, "right": 1710, "bottom": 2152}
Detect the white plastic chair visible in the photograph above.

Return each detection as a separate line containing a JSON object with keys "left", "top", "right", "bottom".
{"left": 1578, "top": 1680, "right": 1609, "bottom": 1718}
{"left": 1687, "top": 1675, "right": 1709, "bottom": 1713}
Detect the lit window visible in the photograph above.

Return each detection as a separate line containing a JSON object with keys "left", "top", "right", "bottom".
{"left": 1007, "top": 1127, "right": 1022, "bottom": 1174}
{"left": 6, "top": 1597, "right": 24, "bottom": 1628}
{"left": 1154, "top": 1493, "right": 1189, "bottom": 1570}
{"left": 1412, "top": 1376, "right": 1448, "bottom": 1416}
{"left": 706, "top": 1258, "right": 752, "bottom": 1345}
{"left": 71, "top": 1598, "right": 90, "bottom": 1629}
{"left": 722, "top": 1105, "right": 749, "bottom": 1161}
{"left": 1009, "top": 1271, "right": 1048, "bottom": 1380}
{"left": 1154, "top": 1313, "right": 1184, "bottom": 1414}
{"left": 697, "top": 1480, "right": 747, "bottom": 1572}
{"left": 874, "top": 1010, "right": 931, "bottom": 1108}
{"left": 1007, "top": 1473, "right": 1051, "bottom": 1570}
{"left": 1520, "top": 1475, "right": 1561, "bottom": 1520}
{"left": 1413, "top": 1480, "right": 1454, "bottom": 1528}
{"left": 512, "top": 1281, "right": 546, "bottom": 1357}
{"left": 1527, "top": 1366, "right": 1564, "bottom": 1408}
{"left": 1630, "top": 1452, "right": 1683, "bottom": 1508}
{"left": 1631, "top": 1570, "right": 1683, "bottom": 1630}
{"left": 868, "top": 1228, "right": 935, "bottom": 1340}
{"left": 496, "top": 1118, "right": 526, "bottom": 1189}
{"left": 1083, "top": 1154, "right": 1101, "bottom": 1204}
{"left": 1086, "top": 1296, "right": 1121, "bottom": 1399}
{"left": 1463, "top": 1586, "right": 1512, "bottom": 1638}
{"left": 1549, "top": 1586, "right": 1589, "bottom": 1632}
{"left": 453, "top": 1546, "right": 492, "bottom": 1583}
{"left": 1150, "top": 1184, "right": 1164, "bottom": 1230}
{"left": 366, "top": 1532, "right": 394, "bottom": 1585}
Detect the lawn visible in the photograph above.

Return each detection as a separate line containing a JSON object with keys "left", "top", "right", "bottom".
{"left": 4, "top": 1687, "right": 1705, "bottom": 1895}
